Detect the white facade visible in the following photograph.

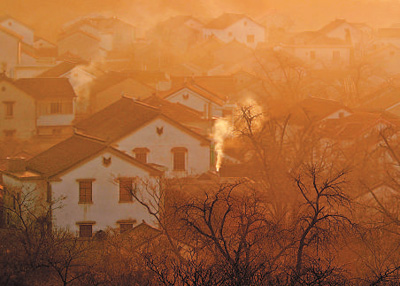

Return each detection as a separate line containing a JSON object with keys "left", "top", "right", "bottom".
{"left": 2, "top": 149, "right": 161, "bottom": 235}
{"left": 0, "top": 18, "right": 34, "bottom": 45}
{"left": 203, "top": 17, "right": 266, "bottom": 49}
{"left": 0, "top": 29, "right": 20, "bottom": 77}
{"left": 50, "top": 150, "right": 159, "bottom": 234}
{"left": 116, "top": 117, "right": 211, "bottom": 177}
{"left": 164, "top": 87, "right": 224, "bottom": 118}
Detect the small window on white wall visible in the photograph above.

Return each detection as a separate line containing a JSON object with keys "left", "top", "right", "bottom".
{"left": 171, "top": 147, "right": 187, "bottom": 171}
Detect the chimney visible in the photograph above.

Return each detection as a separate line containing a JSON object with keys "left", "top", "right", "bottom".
{"left": 7, "top": 157, "right": 26, "bottom": 172}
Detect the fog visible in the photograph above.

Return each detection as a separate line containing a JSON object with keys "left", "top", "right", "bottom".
{"left": 2, "top": 0, "right": 400, "bottom": 285}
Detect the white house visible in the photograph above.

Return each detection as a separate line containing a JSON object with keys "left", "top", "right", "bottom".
{"left": 1, "top": 133, "right": 163, "bottom": 237}
{"left": 75, "top": 96, "right": 212, "bottom": 177}
{"left": 160, "top": 83, "right": 227, "bottom": 118}
{"left": 203, "top": 13, "right": 266, "bottom": 49}
{"left": 0, "top": 15, "right": 34, "bottom": 45}
{"left": 0, "top": 75, "right": 76, "bottom": 139}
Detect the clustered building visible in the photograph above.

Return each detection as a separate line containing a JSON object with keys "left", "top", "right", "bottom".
{"left": 1, "top": 12, "right": 400, "bottom": 237}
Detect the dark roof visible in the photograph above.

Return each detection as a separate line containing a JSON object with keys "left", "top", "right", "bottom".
{"left": 205, "top": 13, "right": 252, "bottom": 29}
{"left": 27, "top": 134, "right": 107, "bottom": 177}
{"left": 75, "top": 97, "right": 160, "bottom": 142}
{"left": 15, "top": 78, "right": 76, "bottom": 99}
{"left": 143, "top": 95, "right": 205, "bottom": 124}
{"left": 289, "top": 97, "right": 352, "bottom": 124}
{"left": 75, "top": 96, "right": 210, "bottom": 145}
{"left": 37, "top": 61, "right": 86, "bottom": 78}
{"left": 90, "top": 72, "right": 149, "bottom": 95}
{"left": 25, "top": 133, "right": 162, "bottom": 178}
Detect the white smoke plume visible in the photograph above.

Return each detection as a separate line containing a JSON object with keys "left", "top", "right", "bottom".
{"left": 213, "top": 118, "right": 233, "bottom": 172}
{"left": 69, "top": 62, "right": 98, "bottom": 114}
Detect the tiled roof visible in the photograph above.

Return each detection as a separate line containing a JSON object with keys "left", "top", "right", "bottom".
{"left": 159, "top": 83, "right": 226, "bottom": 106}
{"left": 289, "top": 97, "right": 352, "bottom": 124}
{"left": 24, "top": 133, "right": 162, "bottom": 178}
{"left": 15, "top": 78, "right": 76, "bottom": 99}
{"left": 143, "top": 95, "right": 206, "bottom": 124}
{"left": 90, "top": 72, "right": 154, "bottom": 95}
{"left": 37, "top": 61, "right": 85, "bottom": 78}
{"left": 75, "top": 96, "right": 160, "bottom": 142}
{"left": 26, "top": 134, "right": 107, "bottom": 177}
{"left": 75, "top": 96, "right": 210, "bottom": 145}
{"left": 204, "top": 13, "right": 250, "bottom": 29}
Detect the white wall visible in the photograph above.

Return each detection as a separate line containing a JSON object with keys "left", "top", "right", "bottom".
{"left": 165, "top": 88, "right": 223, "bottom": 117}
{"left": 0, "top": 30, "right": 20, "bottom": 77}
{"left": 51, "top": 151, "right": 159, "bottom": 234}
{"left": 116, "top": 117, "right": 211, "bottom": 176}
{"left": 0, "top": 81, "right": 36, "bottom": 139}
{"left": 203, "top": 17, "right": 265, "bottom": 49}
{"left": 0, "top": 19, "right": 34, "bottom": 45}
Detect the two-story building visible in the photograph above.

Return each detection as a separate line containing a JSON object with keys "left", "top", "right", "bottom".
{"left": 1, "top": 133, "right": 163, "bottom": 237}
{"left": 0, "top": 74, "right": 76, "bottom": 139}
{"left": 75, "top": 96, "right": 212, "bottom": 177}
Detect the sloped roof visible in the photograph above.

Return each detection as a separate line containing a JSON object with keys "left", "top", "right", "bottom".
{"left": 143, "top": 95, "right": 205, "bottom": 124}
{"left": 16, "top": 78, "right": 76, "bottom": 99}
{"left": 322, "top": 111, "right": 400, "bottom": 140}
{"left": 24, "top": 133, "right": 162, "bottom": 178}
{"left": 0, "top": 25, "right": 23, "bottom": 40}
{"left": 75, "top": 96, "right": 160, "bottom": 142}
{"left": 37, "top": 61, "right": 86, "bottom": 78}
{"left": 58, "top": 29, "right": 101, "bottom": 42}
{"left": 159, "top": 83, "right": 226, "bottom": 106}
{"left": 75, "top": 96, "right": 210, "bottom": 145}
{"left": 90, "top": 72, "right": 155, "bottom": 95}
{"left": 26, "top": 134, "right": 107, "bottom": 177}
{"left": 289, "top": 97, "right": 352, "bottom": 124}
{"left": 204, "top": 13, "right": 253, "bottom": 29}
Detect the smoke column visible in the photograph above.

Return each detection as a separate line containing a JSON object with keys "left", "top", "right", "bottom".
{"left": 213, "top": 118, "right": 233, "bottom": 172}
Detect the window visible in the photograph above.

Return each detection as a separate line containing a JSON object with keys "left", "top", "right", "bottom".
{"left": 79, "top": 224, "right": 93, "bottom": 238}
{"left": 3, "top": 101, "right": 14, "bottom": 117}
{"left": 120, "top": 223, "right": 133, "bottom": 233}
{"left": 172, "top": 147, "right": 187, "bottom": 171}
{"left": 4, "top": 130, "right": 16, "bottom": 138}
{"left": 247, "top": 35, "right": 254, "bottom": 43}
{"left": 50, "top": 102, "right": 62, "bottom": 114}
{"left": 310, "top": 51, "right": 316, "bottom": 60}
{"left": 119, "top": 178, "right": 133, "bottom": 202}
{"left": 78, "top": 180, "right": 93, "bottom": 204}
{"left": 133, "top": 148, "right": 149, "bottom": 164}
{"left": 332, "top": 51, "right": 341, "bottom": 61}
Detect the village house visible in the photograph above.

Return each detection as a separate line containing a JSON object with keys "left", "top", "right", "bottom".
{"left": 75, "top": 96, "right": 212, "bottom": 177}
{"left": 159, "top": 82, "right": 229, "bottom": 118}
{"left": 202, "top": 13, "right": 266, "bottom": 49}
{"left": 148, "top": 15, "right": 204, "bottom": 52}
{"left": 0, "top": 15, "right": 34, "bottom": 45}
{"left": 280, "top": 32, "right": 353, "bottom": 69}
{"left": 57, "top": 29, "right": 105, "bottom": 62}
{"left": 377, "top": 25, "right": 400, "bottom": 48}
{"left": 63, "top": 15, "right": 136, "bottom": 53}
{"left": 89, "top": 72, "right": 155, "bottom": 113}
{"left": 0, "top": 74, "right": 76, "bottom": 140}
{"left": 1, "top": 133, "right": 163, "bottom": 237}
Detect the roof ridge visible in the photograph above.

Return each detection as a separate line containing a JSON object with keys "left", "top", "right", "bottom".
{"left": 73, "top": 130, "right": 107, "bottom": 143}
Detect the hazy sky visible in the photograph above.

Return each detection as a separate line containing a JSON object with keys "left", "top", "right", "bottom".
{"left": 2, "top": 0, "right": 400, "bottom": 39}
